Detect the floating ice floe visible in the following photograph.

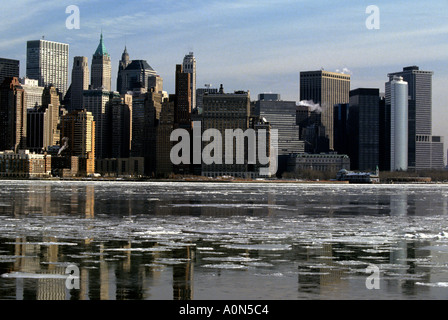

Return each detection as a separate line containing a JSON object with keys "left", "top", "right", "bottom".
{"left": 1, "top": 272, "right": 67, "bottom": 279}
{"left": 416, "top": 282, "right": 448, "bottom": 288}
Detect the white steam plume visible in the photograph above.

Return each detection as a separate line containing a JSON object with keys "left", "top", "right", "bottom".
{"left": 297, "top": 100, "right": 322, "bottom": 113}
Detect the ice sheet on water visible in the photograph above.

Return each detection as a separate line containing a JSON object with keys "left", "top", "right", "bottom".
{"left": 202, "top": 263, "right": 248, "bottom": 270}
{"left": 1, "top": 272, "right": 67, "bottom": 279}
{"left": 221, "top": 243, "right": 292, "bottom": 251}
{"left": 416, "top": 282, "right": 448, "bottom": 288}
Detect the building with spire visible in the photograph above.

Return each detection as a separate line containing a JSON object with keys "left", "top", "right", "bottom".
{"left": 116, "top": 46, "right": 158, "bottom": 94}
{"left": 117, "top": 46, "right": 130, "bottom": 94}
{"left": 90, "top": 33, "right": 111, "bottom": 91}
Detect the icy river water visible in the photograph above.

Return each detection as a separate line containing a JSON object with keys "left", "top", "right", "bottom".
{"left": 1, "top": 180, "right": 448, "bottom": 300}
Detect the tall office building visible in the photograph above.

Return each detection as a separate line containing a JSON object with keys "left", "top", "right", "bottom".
{"left": 333, "top": 103, "right": 350, "bottom": 156}
{"left": 118, "top": 60, "right": 157, "bottom": 94}
{"left": 83, "top": 89, "right": 119, "bottom": 159}
{"left": 26, "top": 39, "right": 69, "bottom": 98}
{"left": 20, "top": 77, "right": 44, "bottom": 109}
{"left": 0, "top": 58, "right": 20, "bottom": 85}
{"left": 41, "top": 85, "right": 61, "bottom": 148}
{"left": 117, "top": 47, "right": 131, "bottom": 93}
{"left": 201, "top": 88, "right": 251, "bottom": 178}
{"left": 347, "top": 88, "right": 380, "bottom": 171}
{"left": 196, "top": 85, "right": 218, "bottom": 114}
{"left": 300, "top": 70, "right": 350, "bottom": 151}
{"left": 386, "top": 76, "right": 409, "bottom": 171}
{"left": 387, "top": 66, "right": 444, "bottom": 170}
{"left": 174, "top": 64, "right": 192, "bottom": 129}
{"left": 0, "top": 77, "right": 27, "bottom": 152}
{"left": 156, "top": 95, "right": 175, "bottom": 177}
{"left": 117, "top": 47, "right": 158, "bottom": 94}
{"left": 182, "top": 52, "right": 196, "bottom": 110}
{"left": 255, "top": 94, "right": 304, "bottom": 156}
{"left": 91, "top": 33, "right": 111, "bottom": 91}
{"left": 108, "top": 95, "right": 132, "bottom": 159}
{"left": 71, "top": 56, "right": 89, "bottom": 111}
{"left": 60, "top": 109, "right": 95, "bottom": 175}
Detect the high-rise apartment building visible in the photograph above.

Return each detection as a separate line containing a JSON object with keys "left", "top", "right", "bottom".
{"left": 0, "top": 58, "right": 20, "bottom": 85}
{"left": 386, "top": 76, "right": 409, "bottom": 171}
{"left": 346, "top": 89, "right": 380, "bottom": 171}
{"left": 182, "top": 52, "right": 196, "bottom": 110}
{"left": 90, "top": 33, "right": 111, "bottom": 91}
{"left": 26, "top": 39, "right": 69, "bottom": 98}
{"left": 71, "top": 56, "right": 89, "bottom": 111}
{"left": 300, "top": 70, "right": 350, "bottom": 151}
{"left": 0, "top": 77, "right": 27, "bottom": 152}
{"left": 387, "top": 66, "right": 444, "bottom": 170}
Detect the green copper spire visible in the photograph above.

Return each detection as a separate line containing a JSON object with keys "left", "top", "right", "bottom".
{"left": 94, "top": 32, "right": 109, "bottom": 57}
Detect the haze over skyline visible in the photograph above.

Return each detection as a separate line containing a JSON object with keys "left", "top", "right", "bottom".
{"left": 1, "top": 0, "right": 447, "bottom": 161}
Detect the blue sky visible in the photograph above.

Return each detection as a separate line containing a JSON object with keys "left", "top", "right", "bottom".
{"left": 1, "top": 0, "right": 447, "bottom": 159}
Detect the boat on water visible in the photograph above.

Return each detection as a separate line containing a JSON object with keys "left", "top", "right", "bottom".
{"left": 336, "top": 167, "right": 380, "bottom": 184}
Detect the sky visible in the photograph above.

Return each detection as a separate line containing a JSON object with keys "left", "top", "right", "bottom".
{"left": 0, "top": 0, "right": 447, "bottom": 161}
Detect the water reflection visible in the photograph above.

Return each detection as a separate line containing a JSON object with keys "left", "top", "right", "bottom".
{"left": 0, "top": 181, "right": 448, "bottom": 300}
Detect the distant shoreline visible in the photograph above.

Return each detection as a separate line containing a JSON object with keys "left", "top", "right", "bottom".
{"left": 1, "top": 177, "right": 446, "bottom": 185}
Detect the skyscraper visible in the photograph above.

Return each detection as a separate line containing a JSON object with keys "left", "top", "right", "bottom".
{"left": 71, "top": 56, "right": 89, "bottom": 111}
{"left": 156, "top": 95, "right": 175, "bottom": 177}
{"left": 182, "top": 52, "right": 196, "bottom": 110}
{"left": 386, "top": 76, "right": 408, "bottom": 171}
{"left": 109, "top": 95, "right": 132, "bottom": 159}
{"left": 42, "top": 85, "right": 61, "bottom": 148}
{"left": 300, "top": 70, "right": 351, "bottom": 151}
{"left": 174, "top": 64, "right": 192, "bottom": 129}
{"left": 0, "top": 58, "right": 20, "bottom": 85}
{"left": 83, "top": 89, "right": 119, "bottom": 159}
{"left": 26, "top": 39, "right": 69, "bottom": 98}
{"left": 173, "top": 64, "right": 192, "bottom": 174}
{"left": 20, "top": 77, "right": 44, "bottom": 109}
{"left": 387, "top": 66, "right": 444, "bottom": 170}
{"left": 90, "top": 33, "right": 111, "bottom": 91}
{"left": 255, "top": 94, "right": 304, "bottom": 156}
{"left": 117, "top": 47, "right": 158, "bottom": 94}
{"left": 348, "top": 88, "right": 380, "bottom": 171}
{"left": 117, "top": 46, "right": 131, "bottom": 93}
{"left": 0, "top": 77, "right": 27, "bottom": 152}
{"left": 60, "top": 109, "right": 95, "bottom": 175}
{"left": 201, "top": 88, "right": 252, "bottom": 178}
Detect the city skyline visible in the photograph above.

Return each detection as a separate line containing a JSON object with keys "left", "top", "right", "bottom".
{"left": 0, "top": 0, "right": 447, "bottom": 158}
